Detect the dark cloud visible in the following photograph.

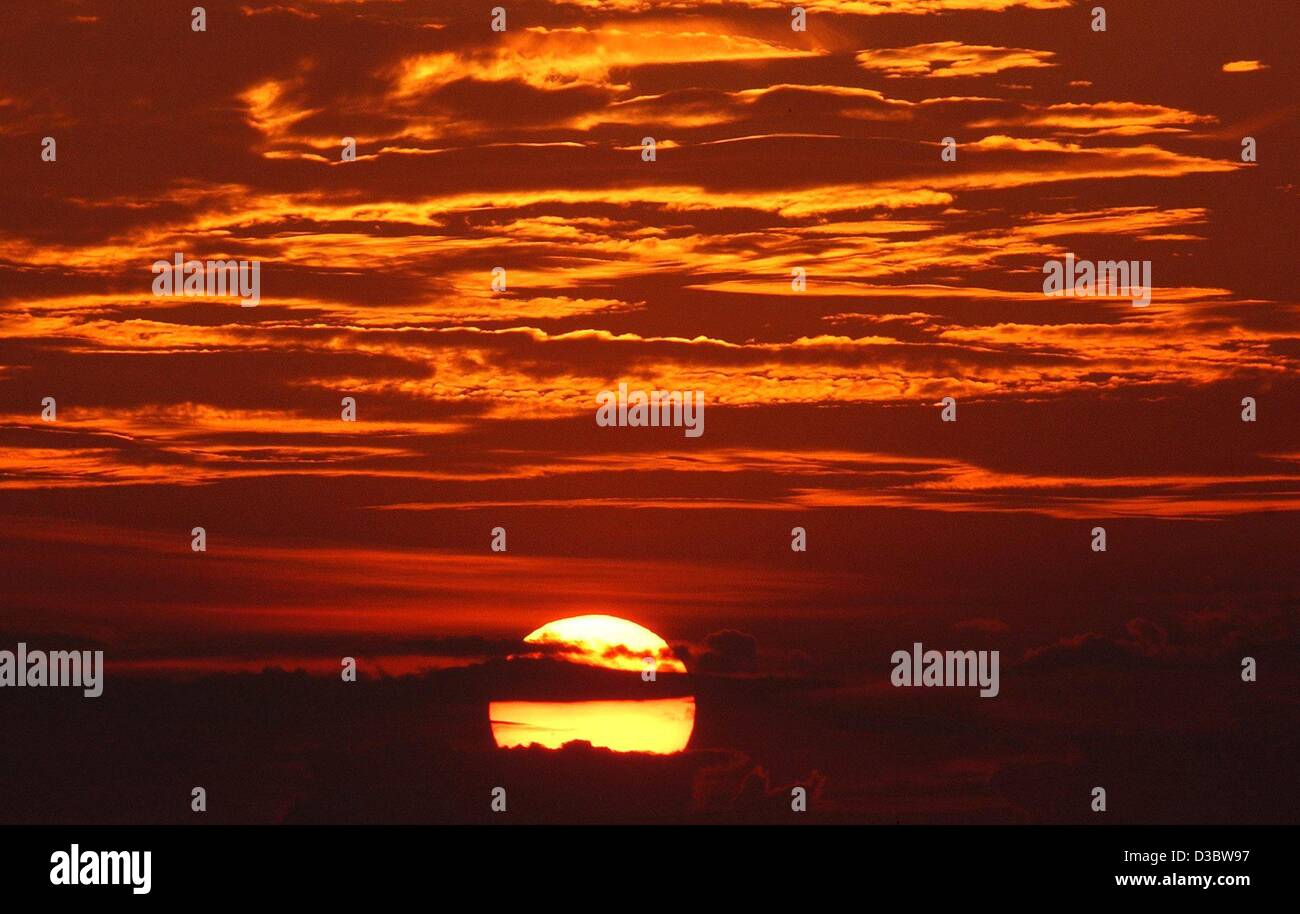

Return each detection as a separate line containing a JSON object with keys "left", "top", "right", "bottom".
{"left": 695, "top": 629, "right": 760, "bottom": 674}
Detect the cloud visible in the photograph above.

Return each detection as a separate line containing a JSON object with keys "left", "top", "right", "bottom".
{"left": 856, "top": 42, "right": 1055, "bottom": 79}
{"left": 392, "top": 26, "right": 820, "bottom": 96}
{"left": 552, "top": 0, "right": 1071, "bottom": 12}
{"left": 971, "top": 101, "right": 1216, "bottom": 134}
{"left": 695, "top": 629, "right": 760, "bottom": 673}
{"left": 1019, "top": 606, "right": 1297, "bottom": 670}
{"left": 1221, "top": 59, "right": 1269, "bottom": 73}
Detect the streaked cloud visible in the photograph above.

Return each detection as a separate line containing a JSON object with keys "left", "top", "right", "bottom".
{"left": 856, "top": 41, "right": 1055, "bottom": 78}
{"left": 1221, "top": 59, "right": 1269, "bottom": 73}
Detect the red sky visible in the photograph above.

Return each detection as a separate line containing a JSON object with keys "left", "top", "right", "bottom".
{"left": 0, "top": 0, "right": 1297, "bottom": 824}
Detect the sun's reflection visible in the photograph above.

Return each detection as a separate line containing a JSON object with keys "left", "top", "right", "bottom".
{"left": 490, "top": 697, "right": 696, "bottom": 754}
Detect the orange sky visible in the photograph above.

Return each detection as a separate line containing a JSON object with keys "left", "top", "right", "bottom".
{"left": 0, "top": 0, "right": 1298, "bottom": 826}
{"left": 0, "top": 0, "right": 1296, "bottom": 715}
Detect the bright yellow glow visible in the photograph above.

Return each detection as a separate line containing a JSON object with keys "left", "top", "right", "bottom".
{"left": 523, "top": 613, "right": 687, "bottom": 673}
{"left": 491, "top": 615, "right": 695, "bottom": 753}
{"left": 490, "top": 697, "right": 696, "bottom": 754}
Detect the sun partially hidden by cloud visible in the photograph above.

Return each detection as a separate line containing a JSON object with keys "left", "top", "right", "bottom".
{"left": 521, "top": 614, "right": 687, "bottom": 673}
{"left": 491, "top": 615, "right": 694, "bottom": 754}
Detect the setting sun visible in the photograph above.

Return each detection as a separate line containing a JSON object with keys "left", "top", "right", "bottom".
{"left": 521, "top": 614, "right": 688, "bottom": 674}
{"left": 490, "top": 615, "right": 695, "bottom": 754}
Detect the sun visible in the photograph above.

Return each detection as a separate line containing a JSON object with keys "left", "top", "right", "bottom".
{"left": 489, "top": 614, "right": 695, "bottom": 754}
{"left": 521, "top": 613, "right": 688, "bottom": 674}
